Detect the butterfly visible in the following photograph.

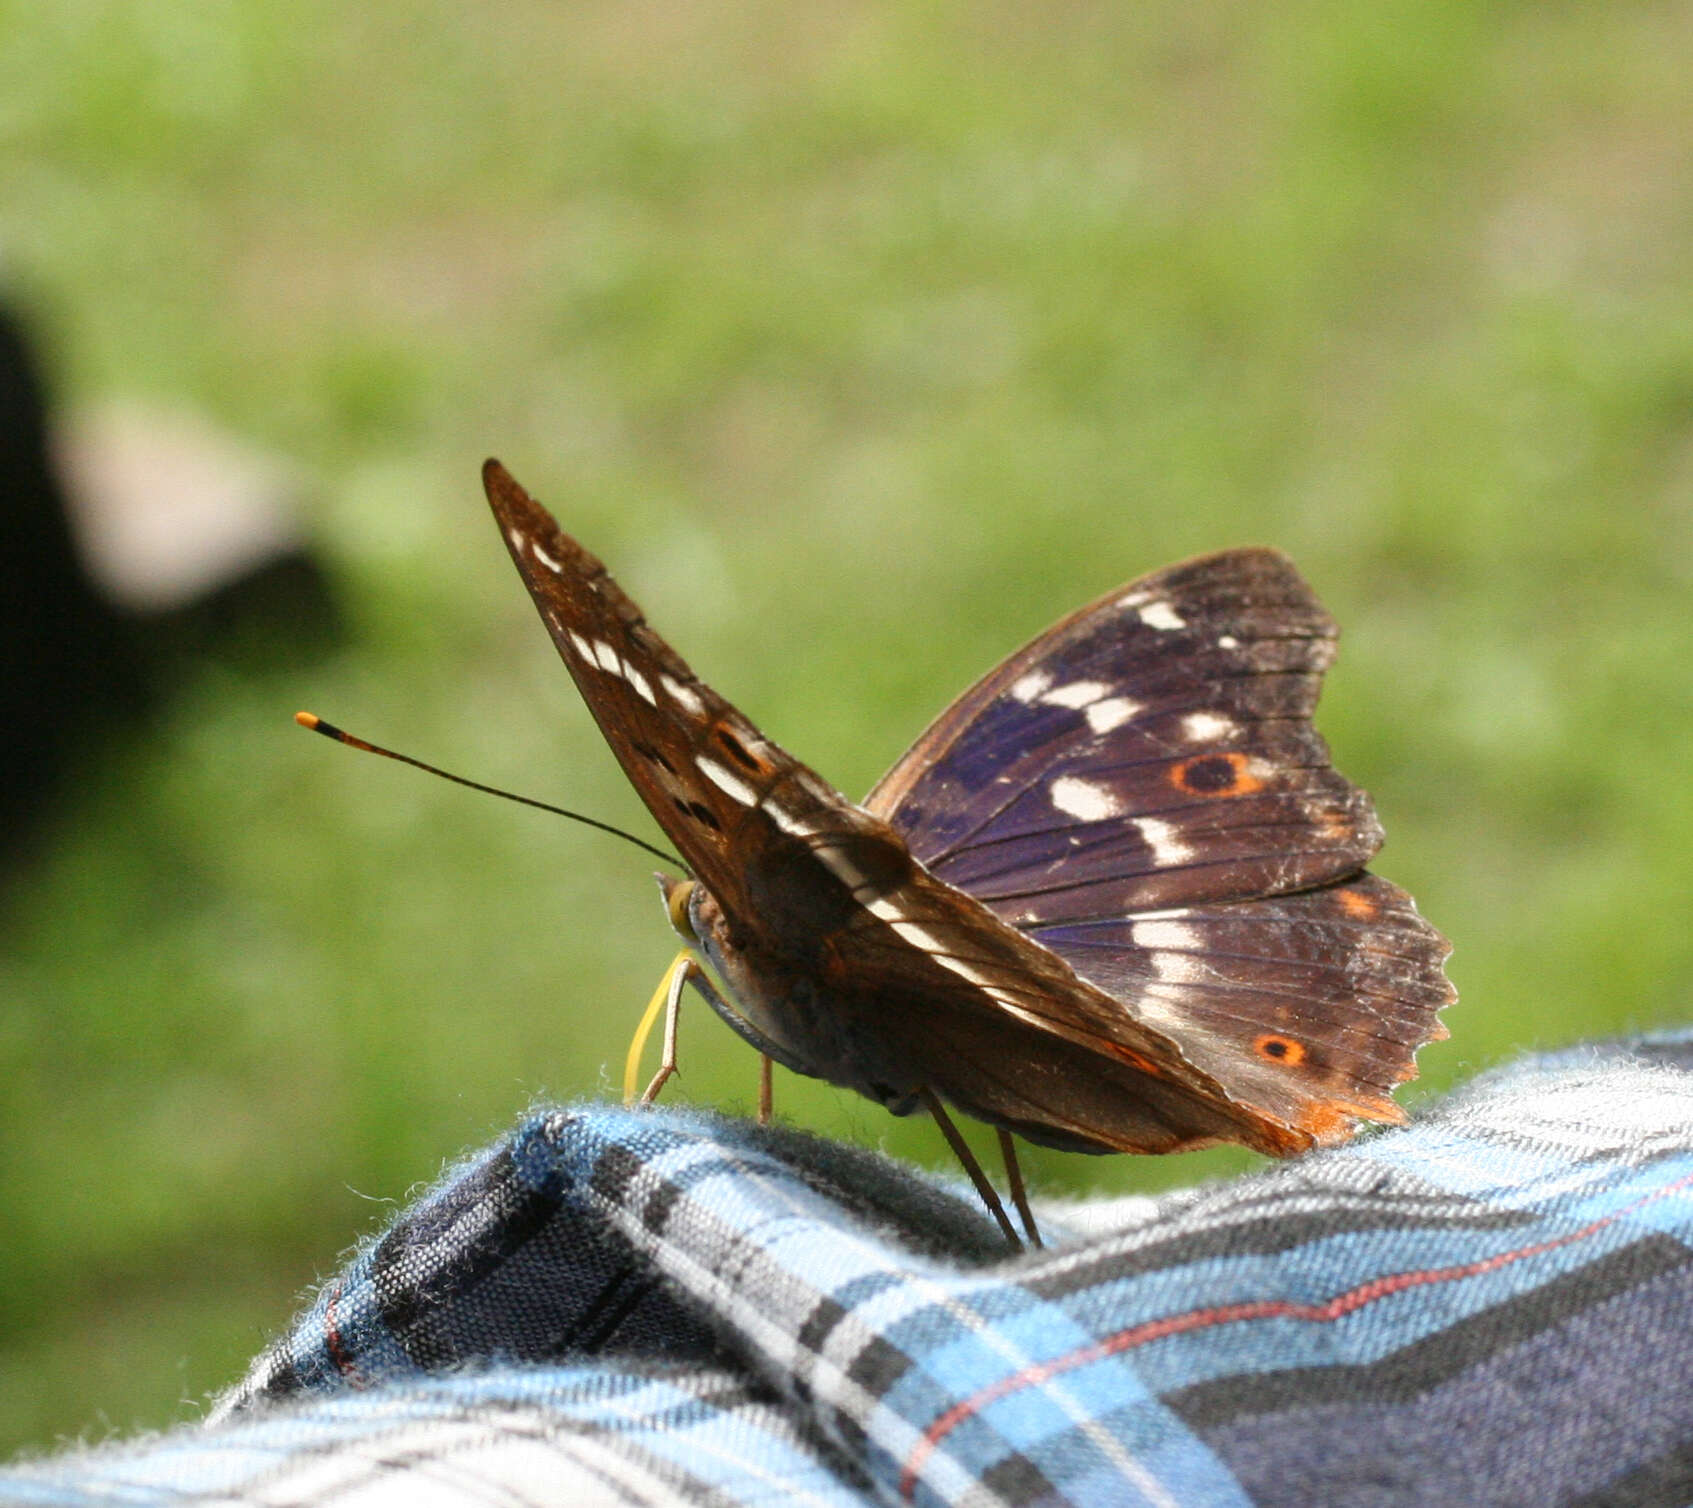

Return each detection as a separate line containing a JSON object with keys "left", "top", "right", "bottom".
{"left": 482, "top": 459, "right": 1453, "bottom": 1243}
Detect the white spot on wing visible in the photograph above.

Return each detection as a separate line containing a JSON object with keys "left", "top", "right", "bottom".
{"left": 872, "top": 909, "right": 1026, "bottom": 1007}
{"left": 1135, "top": 816, "right": 1194, "bottom": 864}
{"left": 1149, "top": 953, "right": 1206, "bottom": 984}
{"left": 1086, "top": 696, "right": 1139, "bottom": 734}
{"left": 1132, "top": 919, "right": 1204, "bottom": 952}
{"left": 820, "top": 846, "right": 877, "bottom": 891}
{"left": 1040, "top": 680, "right": 1109, "bottom": 710}
{"left": 762, "top": 797, "right": 813, "bottom": 838}
{"left": 1138, "top": 601, "right": 1187, "bottom": 632}
{"left": 891, "top": 919, "right": 949, "bottom": 954}
{"left": 1011, "top": 669, "right": 1053, "bottom": 703}
{"left": 1182, "top": 711, "right": 1236, "bottom": 743}
{"left": 660, "top": 674, "right": 706, "bottom": 716}
{"left": 1131, "top": 995, "right": 1186, "bottom": 1027}
{"left": 591, "top": 640, "right": 622, "bottom": 673}
{"left": 696, "top": 756, "right": 757, "bottom": 807}
{"left": 530, "top": 540, "right": 563, "bottom": 573}
{"left": 1218, "top": 634, "right": 1239, "bottom": 649}
{"left": 624, "top": 665, "right": 657, "bottom": 705}
{"left": 1051, "top": 776, "right": 1124, "bottom": 822}
{"left": 567, "top": 631, "right": 595, "bottom": 662}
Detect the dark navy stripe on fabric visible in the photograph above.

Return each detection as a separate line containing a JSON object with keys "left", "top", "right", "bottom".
{"left": 568, "top": 1266, "right": 656, "bottom": 1355}
{"left": 846, "top": 1332, "right": 915, "bottom": 1395}
{"left": 797, "top": 1297, "right": 852, "bottom": 1358}
{"left": 1566, "top": 1439, "right": 1693, "bottom": 1508}
{"left": 374, "top": 1145, "right": 569, "bottom": 1362}
{"left": 1168, "top": 1233, "right": 1692, "bottom": 1426}
{"left": 589, "top": 1141, "right": 646, "bottom": 1209}
{"left": 1197, "top": 1260, "right": 1693, "bottom": 1508}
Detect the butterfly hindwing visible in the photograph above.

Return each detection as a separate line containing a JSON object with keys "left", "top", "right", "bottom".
{"left": 794, "top": 852, "right": 1320, "bottom": 1156}
{"left": 1029, "top": 874, "right": 1453, "bottom": 1141}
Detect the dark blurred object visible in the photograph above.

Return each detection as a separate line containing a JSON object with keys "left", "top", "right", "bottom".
{"left": 0, "top": 303, "right": 340, "bottom": 865}
{"left": 0, "top": 304, "right": 145, "bottom": 857}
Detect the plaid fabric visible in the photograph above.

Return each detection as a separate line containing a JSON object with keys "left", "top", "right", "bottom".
{"left": 6, "top": 1035, "right": 1693, "bottom": 1507}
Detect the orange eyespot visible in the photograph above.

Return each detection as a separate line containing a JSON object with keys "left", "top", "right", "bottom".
{"left": 1254, "top": 1034, "right": 1306, "bottom": 1065}
{"left": 1170, "top": 751, "right": 1264, "bottom": 798}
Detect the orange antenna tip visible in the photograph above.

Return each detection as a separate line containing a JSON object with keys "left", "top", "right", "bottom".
{"left": 295, "top": 711, "right": 321, "bottom": 729}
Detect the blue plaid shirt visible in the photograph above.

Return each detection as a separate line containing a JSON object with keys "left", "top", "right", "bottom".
{"left": 5, "top": 1035, "right": 1693, "bottom": 1506}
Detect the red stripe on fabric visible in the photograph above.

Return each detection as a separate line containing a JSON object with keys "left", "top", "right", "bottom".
{"left": 324, "top": 1277, "right": 357, "bottom": 1379}
{"left": 898, "top": 1170, "right": 1693, "bottom": 1498}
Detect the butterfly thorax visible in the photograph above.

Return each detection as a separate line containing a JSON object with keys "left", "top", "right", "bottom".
{"left": 679, "top": 873, "right": 929, "bottom": 1114}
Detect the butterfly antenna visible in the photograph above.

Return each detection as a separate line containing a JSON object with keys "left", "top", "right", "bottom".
{"left": 295, "top": 712, "right": 689, "bottom": 873}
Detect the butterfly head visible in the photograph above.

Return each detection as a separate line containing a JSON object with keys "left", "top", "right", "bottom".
{"left": 657, "top": 873, "right": 739, "bottom": 979}
{"left": 658, "top": 873, "right": 700, "bottom": 944}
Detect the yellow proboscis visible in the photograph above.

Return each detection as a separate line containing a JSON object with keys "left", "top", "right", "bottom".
{"left": 623, "top": 950, "right": 692, "bottom": 1103}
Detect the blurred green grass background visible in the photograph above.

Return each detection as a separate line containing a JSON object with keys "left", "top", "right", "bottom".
{"left": 4, "top": 0, "right": 1693, "bottom": 1459}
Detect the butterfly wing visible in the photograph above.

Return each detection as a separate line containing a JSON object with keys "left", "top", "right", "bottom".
{"left": 867, "top": 549, "right": 1378, "bottom": 919}
{"left": 865, "top": 549, "right": 1453, "bottom": 1137}
{"left": 746, "top": 846, "right": 1324, "bottom": 1157}
{"left": 1028, "top": 876, "right": 1452, "bottom": 1138}
{"left": 484, "top": 460, "right": 869, "bottom": 929}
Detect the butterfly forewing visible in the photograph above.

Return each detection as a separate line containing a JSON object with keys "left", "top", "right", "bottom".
{"left": 484, "top": 461, "right": 859, "bottom": 931}
{"left": 865, "top": 549, "right": 1380, "bottom": 921}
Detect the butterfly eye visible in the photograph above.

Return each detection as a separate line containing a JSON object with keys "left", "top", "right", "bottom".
{"left": 665, "top": 878, "right": 699, "bottom": 940}
{"left": 1253, "top": 1034, "right": 1307, "bottom": 1065}
{"left": 1170, "top": 751, "right": 1264, "bottom": 798}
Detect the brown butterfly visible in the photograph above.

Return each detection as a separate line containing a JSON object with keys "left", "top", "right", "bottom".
{"left": 482, "top": 460, "right": 1453, "bottom": 1245}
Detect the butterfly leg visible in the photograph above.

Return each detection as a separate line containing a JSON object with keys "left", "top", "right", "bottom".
{"left": 640, "top": 960, "right": 690, "bottom": 1104}
{"left": 918, "top": 1088, "right": 1021, "bottom": 1251}
{"left": 626, "top": 950, "right": 693, "bottom": 1106}
{"left": 669, "top": 965, "right": 784, "bottom": 1126}
{"left": 996, "top": 1129, "right": 1043, "bottom": 1249}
